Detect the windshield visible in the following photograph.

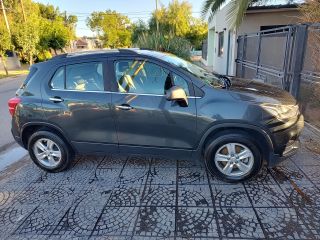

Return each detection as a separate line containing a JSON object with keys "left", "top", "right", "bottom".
{"left": 161, "top": 54, "right": 223, "bottom": 88}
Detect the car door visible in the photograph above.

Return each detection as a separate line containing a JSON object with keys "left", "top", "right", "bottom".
{"left": 109, "top": 57, "right": 197, "bottom": 157}
{"left": 42, "top": 60, "right": 118, "bottom": 154}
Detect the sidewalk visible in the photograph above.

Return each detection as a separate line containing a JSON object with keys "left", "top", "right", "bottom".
{"left": 0, "top": 125, "right": 319, "bottom": 239}
{"left": 0, "top": 75, "right": 26, "bottom": 150}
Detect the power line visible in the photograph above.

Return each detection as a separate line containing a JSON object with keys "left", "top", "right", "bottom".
{"left": 66, "top": 11, "right": 202, "bottom": 16}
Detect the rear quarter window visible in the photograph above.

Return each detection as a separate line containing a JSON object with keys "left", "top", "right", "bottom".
{"left": 20, "top": 66, "right": 37, "bottom": 89}
{"left": 50, "top": 67, "right": 65, "bottom": 89}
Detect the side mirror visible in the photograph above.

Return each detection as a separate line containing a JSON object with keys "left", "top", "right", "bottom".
{"left": 166, "top": 86, "right": 188, "bottom": 107}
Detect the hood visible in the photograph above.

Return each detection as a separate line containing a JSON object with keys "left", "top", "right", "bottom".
{"left": 227, "top": 78, "right": 297, "bottom": 105}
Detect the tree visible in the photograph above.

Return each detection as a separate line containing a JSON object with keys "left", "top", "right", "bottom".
{"left": 0, "top": 23, "right": 12, "bottom": 75}
{"left": 11, "top": 0, "right": 40, "bottom": 65}
{"left": 0, "top": 0, "right": 77, "bottom": 64}
{"left": 132, "top": 20, "right": 149, "bottom": 44}
{"left": 13, "top": 17, "right": 40, "bottom": 65}
{"left": 37, "top": 3, "right": 77, "bottom": 55}
{"left": 87, "top": 11, "right": 132, "bottom": 48}
{"left": 38, "top": 3, "right": 59, "bottom": 20}
{"left": 39, "top": 19, "right": 71, "bottom": 55}
{"left": 149, "top": 0, "right": 192, "bottom": 36}
{"left": 147, "top": 0, "right": 208, "bottom": 50}
{"left": 201, "top": 0, "right": 294, "bottom": 29}
{"left": 185, "top": 18, "right": 208, "bottom": 50}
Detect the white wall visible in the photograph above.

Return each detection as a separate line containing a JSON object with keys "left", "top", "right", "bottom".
{"left": 205, "top": 5, "right": 301, "bottom": 76}
{"left": 207, "top": 4, "right": 234, "bottom": 75}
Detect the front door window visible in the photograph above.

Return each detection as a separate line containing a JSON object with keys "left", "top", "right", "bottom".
{"left": 114, "top": 60, "right": 190, "bottom": 95}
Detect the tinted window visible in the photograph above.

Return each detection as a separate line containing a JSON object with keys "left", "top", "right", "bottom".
{"left": 172, "top": 73, "right": 190, "bottom": 95}
{"left": 20, "top": 66, "right": 37, "bottom": 89}
{"left": 115, "top": 60, "right": 170, "bottom": 95}
{"left": 50, "top": 67, "right": 64, "bottom": 89}
{"left": 66, "top": 62, "right": 104, "bottom": 91}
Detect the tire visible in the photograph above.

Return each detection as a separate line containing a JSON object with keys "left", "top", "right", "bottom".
{"left": 204, "top": 132, "right": 263, "bottom": 183}
{"left": 28, "top": 131, "right": 74, "bottom": 172}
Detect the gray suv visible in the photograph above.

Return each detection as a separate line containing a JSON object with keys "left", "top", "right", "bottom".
{"left": 9, "top": 49, "right": 304, "bottom": 182}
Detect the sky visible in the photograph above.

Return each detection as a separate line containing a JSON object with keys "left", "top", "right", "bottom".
{"left": 33, "top": 0, "right": 298, "bottom": 37}
{"left": 33, "top": 0, "right": 204, "bottom": 37}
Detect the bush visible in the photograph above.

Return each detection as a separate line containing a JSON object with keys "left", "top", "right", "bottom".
{"left": 135, "top": 32, "right": 191, "bottom": 60}
{"left": 37, "top": 50, "right": 52, "bottom": 62}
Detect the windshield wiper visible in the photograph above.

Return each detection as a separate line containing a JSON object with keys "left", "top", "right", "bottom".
{"left": 216, "top": 74, "right": 232, "bottom": 89}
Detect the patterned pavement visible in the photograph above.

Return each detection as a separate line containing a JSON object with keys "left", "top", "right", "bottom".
{"left": 0, "top": 126, "right": 320, "bottom": 239}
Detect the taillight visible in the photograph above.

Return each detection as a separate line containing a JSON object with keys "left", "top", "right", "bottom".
{"left": 8, "top": 97, "right": 21, "bottom": 116}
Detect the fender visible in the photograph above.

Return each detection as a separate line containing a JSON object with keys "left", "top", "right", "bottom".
{"left": 21, "top": 121, "right": 75, "bottom": 150}
{"left": 194, "top": 121, "right": 274, "bottom": 156}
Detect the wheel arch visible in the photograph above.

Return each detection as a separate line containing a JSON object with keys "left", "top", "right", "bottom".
{"left": 197, "top": 123, "right": 274, "bottom": 163}
{"left": 21, "top": 122, "right": 75, "bottom": 153}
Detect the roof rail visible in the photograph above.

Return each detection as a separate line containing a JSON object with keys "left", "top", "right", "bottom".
{"left": 118, "top": 48, "right": 140, "bottom": 53}
{"left": 50, "top": 53, "right": 68, "bottom": 60}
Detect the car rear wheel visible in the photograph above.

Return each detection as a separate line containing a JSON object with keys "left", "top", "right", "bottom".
{"left": 204, "top": 133, "right": 262, "bottom": 182}
{"left": 28, "top": 131, "right": 74, "bottom": 172}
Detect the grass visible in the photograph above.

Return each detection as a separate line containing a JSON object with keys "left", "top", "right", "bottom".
{"left": 0, "top": 69, "right": 29, "bottom": 79}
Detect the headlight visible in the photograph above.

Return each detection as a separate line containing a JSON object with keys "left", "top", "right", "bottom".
{"left": 261, "top": 104, "right": 299, "bottom": 120}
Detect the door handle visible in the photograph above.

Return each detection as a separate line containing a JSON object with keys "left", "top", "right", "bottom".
{"left": 116, "top": 104, "right": 133, "bottom": 111}
{"left": 49, "top": 97, "right": 64, "bottom": 103}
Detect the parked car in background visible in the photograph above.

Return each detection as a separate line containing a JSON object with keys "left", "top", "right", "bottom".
{"left": 8, "top": 49, "right": 304, "bottom": 182}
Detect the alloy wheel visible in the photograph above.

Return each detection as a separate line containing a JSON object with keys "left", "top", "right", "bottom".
{"left": 214, "top": 143, "right": 254, "bottom": 177}
{"left": 33, "top": 138, "right": 62, "bottom": 168}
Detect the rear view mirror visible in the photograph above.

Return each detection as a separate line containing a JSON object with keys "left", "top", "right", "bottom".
{"left": 166, "top": 86, "right": 188, "bottom": 107}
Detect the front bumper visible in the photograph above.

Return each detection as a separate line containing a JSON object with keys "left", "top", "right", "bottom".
{"left": 268, "top": 114, "right": 304, "bottom": 167}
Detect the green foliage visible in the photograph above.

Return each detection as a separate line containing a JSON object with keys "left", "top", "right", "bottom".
{"left": 146, "top": 0, "right": 208, "bottom": 50}
{"left": 1, "top": 0, "right": 77, "bottom": 64}
{"left": 37, "top": 50, "right": 52, "bottom": 62}
{"left": 131, "top": 20, "right": 149, "bottom": 44}
{"left": 135, "top": 33, "right": 191, "bottom": 60}
{"left": 185, "top": 18, "right": 208, "bottom": 50}
{"left": 39, "top": 19, "right": 71, "bottom": 54}
{"left": 87, "top": 10, "right": 132, "bottom": 48}
{"left": 149, "top": 0, "right": 192, "bottom": 36}
{"left": 0, "top": 23, "right": 12, "bottom": 57}
{"left": 38, "top": 3, "right": 59, "bottom": 20}
{"left": 0, "top": 23, "right": 12, "bottom": 75}
{"left": 11, "top": 1, "right": 40, "bottom": 64}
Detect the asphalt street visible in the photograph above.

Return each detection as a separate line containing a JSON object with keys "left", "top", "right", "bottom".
{"left": 0, "top": 75, "right": 26, "bottom": 150}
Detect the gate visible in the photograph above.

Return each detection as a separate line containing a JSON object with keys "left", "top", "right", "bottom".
{"left": 236, "top": 23, "right": 320, "bottom": 129}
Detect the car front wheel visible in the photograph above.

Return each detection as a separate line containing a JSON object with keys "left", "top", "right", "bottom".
{"left": 204, "top": 133, "right": 263, "bottom": 182}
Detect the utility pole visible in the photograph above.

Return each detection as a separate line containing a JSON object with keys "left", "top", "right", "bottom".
{"left": 20, "top": 0, "right": 26, "bottom": 22}
{"left": 155, "top": 0, "right": 159, "bottom": 32}
{"left": 0, "top": 0, "right": 10, "bottom": 75}
{"left": 0, "top": 0, "right": 11, "bottom": 35}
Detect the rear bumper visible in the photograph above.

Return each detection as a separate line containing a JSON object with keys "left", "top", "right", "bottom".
{"left": 11, "top": 129, "right": 25, "bottom": 149}
{"left": 268, "top": 115, "right": 304, "bottom": 167}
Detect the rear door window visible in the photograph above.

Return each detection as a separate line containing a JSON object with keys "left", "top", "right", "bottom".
{"left": 50, "top": 62, "right": 105, "bottom": 91}
{"left": 66, "top": 62, "right": 104, "bottom": 91}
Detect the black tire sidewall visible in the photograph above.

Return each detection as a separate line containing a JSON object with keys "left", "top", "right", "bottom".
{"left": 28, "top": 131, "right": 72, "bottom": 172}
{"left": 204, "top": 133, "right": 262, "bottom": 182}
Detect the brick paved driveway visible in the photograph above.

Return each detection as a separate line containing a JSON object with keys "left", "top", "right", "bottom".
{"left": 0, "top": 126, "right": 320, "bottom": 239}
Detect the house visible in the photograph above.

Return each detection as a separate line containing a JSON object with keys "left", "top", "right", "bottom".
{"left": 73, "top": 38, "right": 102, "bottom": 50}
{"left": 202, "top": 4, "right": 301, "bottom": 76}
{"left": 74, "top": 39, "right": 89, "bottom": 49}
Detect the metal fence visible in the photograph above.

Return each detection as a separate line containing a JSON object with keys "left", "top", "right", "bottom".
{"left": 236, "top": 23, "right": 320, "bottom": 128}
